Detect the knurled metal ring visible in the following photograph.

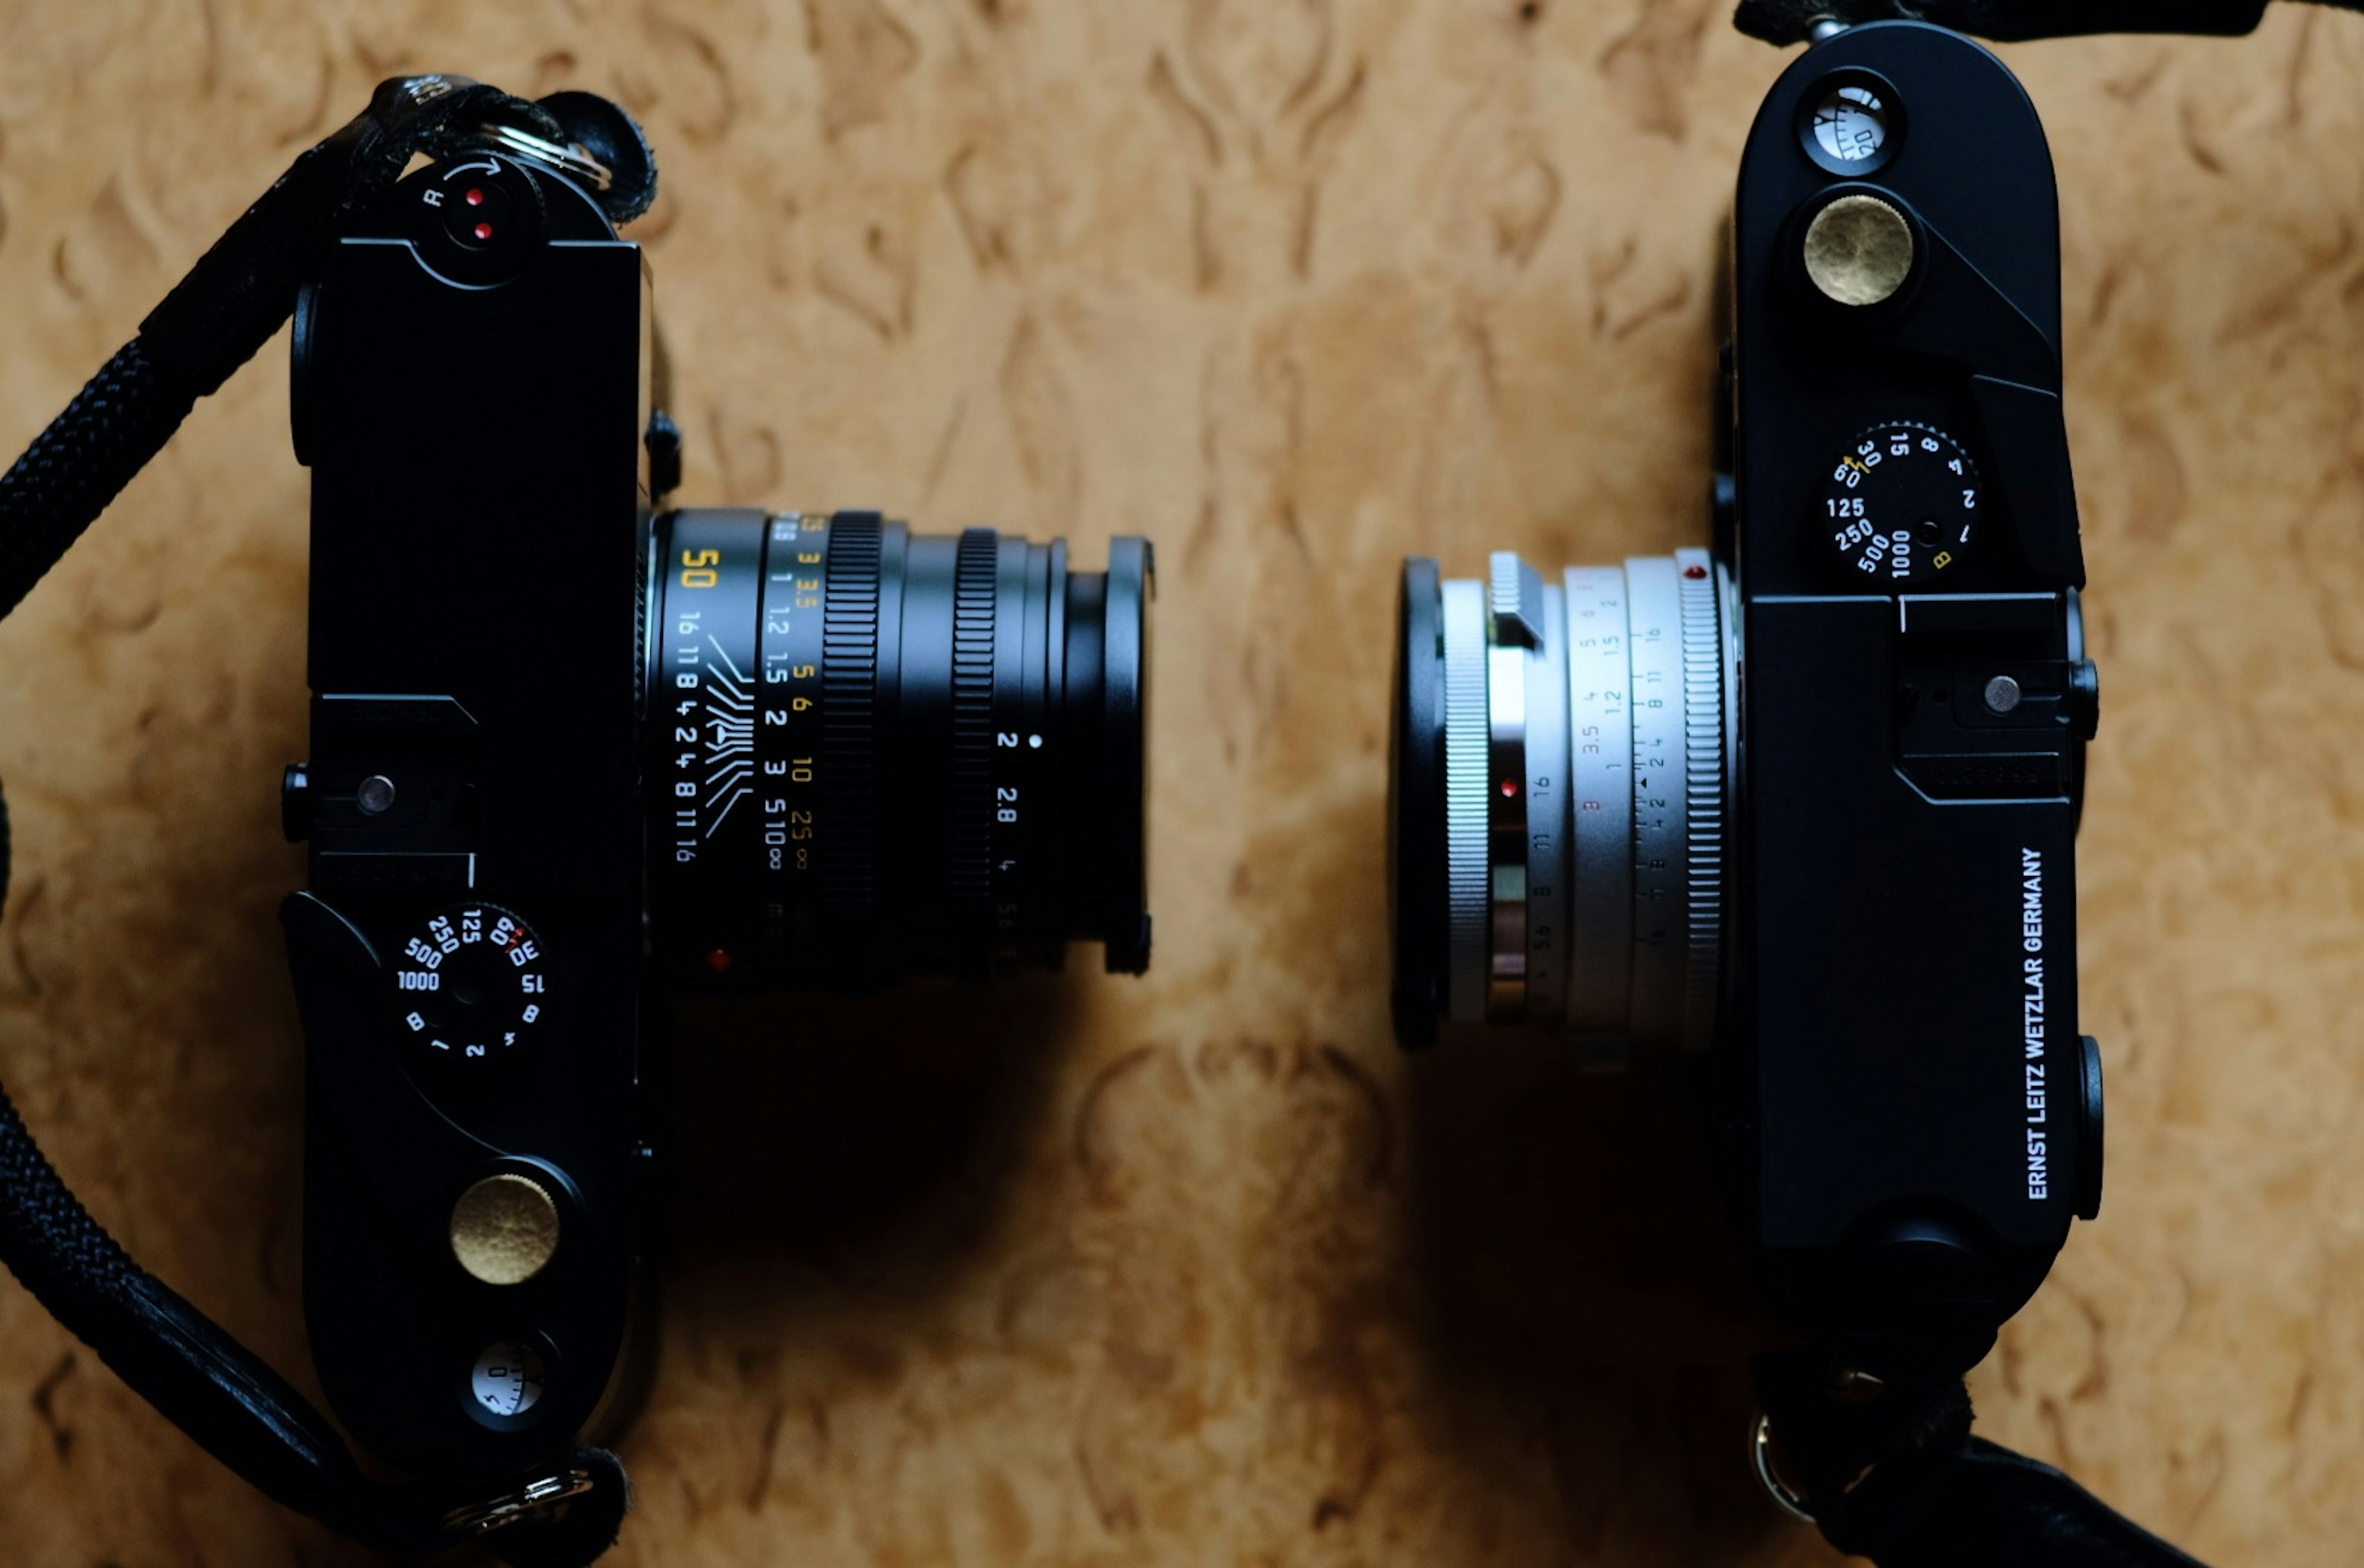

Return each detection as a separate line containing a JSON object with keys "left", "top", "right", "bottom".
{"left": 1441, "top": 581, "right": 1490, "bottom": 1021}
{"left": 820, "top": 515, "right": 883, "bottom": 941}
{"left": 949, "top": 529, "right": 999, "bottom": 909}
{"left": 1676, "top": 548, "right": 1727, "bottom": 1052}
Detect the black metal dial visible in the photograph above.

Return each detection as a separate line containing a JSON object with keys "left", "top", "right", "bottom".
{"left": 1823, "top": 421, "right": 1980, "bottom": 587}
{"left": 394, "top": 904, "right": 550, "bottom": 1069}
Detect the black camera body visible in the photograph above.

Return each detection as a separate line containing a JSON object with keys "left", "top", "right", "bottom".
{"left": 1393, "top": 20, "right": 2100, "bottom": 1380}
{"left": 1726, "top": 20, "right": 2100, "bottom": 1377}
{"left": 283, "top": 147, "right": 649, "bottom": 1479}
{"left": 282, "top": 140, "right": 1151, "bottom": 1481}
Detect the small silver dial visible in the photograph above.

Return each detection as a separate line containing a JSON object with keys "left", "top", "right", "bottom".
{"left": 1812, "top": 84, "right": 1889, "bottom": 164}
{"left": 470, "top": 1339, "right": 547, "bottom": 1418}
{"left": 1824, "top": 422, "right": 1980, "bottom": 586}
{"left": 394, "top": 904, "right": 550, "bottom": 1069}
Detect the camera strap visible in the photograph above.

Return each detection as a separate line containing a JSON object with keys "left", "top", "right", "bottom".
{"left": 1755, "top": 1349, "right": 2208, "bottom": 1566}
{"left": 0, "top": 76, "right": 646, "bottom": 1566}
{"left": 1733, "top": 0, "right": 2364, "bottom": 44}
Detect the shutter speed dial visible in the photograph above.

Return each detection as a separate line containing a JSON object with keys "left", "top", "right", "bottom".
{"left": 1823, "top": 421, "right": 1980, "bottom": 586}
{"left": 395, "top": 904, "right": 550, "bottom": 1070}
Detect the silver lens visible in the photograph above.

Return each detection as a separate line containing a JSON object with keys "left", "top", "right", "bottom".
{"left": 1438, "top": 549, "right": 1735, "bottom": 1058}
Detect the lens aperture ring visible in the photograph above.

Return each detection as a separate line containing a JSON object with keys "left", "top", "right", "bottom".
{"left": 949, "top": 529, "right": 999, "bottom": 924}
{"left": 760, "top": 515, "right": 830, "bottom": 976}
{"left": 1623, "top": 556, "right": 1691, "bottom": 1050}
{"left": 820, "top": 514, "right": 883, "bottom": 960}
{"left": 1562, "top": 565, "right": 1635, "bottom": 1055}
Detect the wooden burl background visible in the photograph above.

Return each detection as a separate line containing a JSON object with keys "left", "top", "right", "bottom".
{"left": 0, "top": 2, "right": 2361, "bottom": 1564}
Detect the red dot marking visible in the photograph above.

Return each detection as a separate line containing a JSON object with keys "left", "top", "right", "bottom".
{"left": 704, "top": 948, "right": 733, "bottom": 975}
{"left": 1683, "top": 563, "right": 1708, "bottom": 579}
{"left": 1500, "top": 781, "right": 1519, "bottom": 797}
{"left": 465, "top": 187, "right": 486, "bottom": 207}
{"left": 473, "top": 222, "right": 494, "bottom": 241}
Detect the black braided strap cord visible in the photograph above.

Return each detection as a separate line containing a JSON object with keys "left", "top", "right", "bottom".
{"left": 0, "top": 77, "right": 638, "bottom": 1566}
{"left": 0, "top": 340, "right": 193, "bottom": 627}
{"left": 0, "top": 780, "right": 432, "bottom": 1546}
{"left": 1733, "top": 0, "right": 2364, "bottom": 44}
{"left": 0, "top": 78, "right": 561, "bottom": 625}
{"left": 1756, "top": 1349, "right": 2210, "bottom": 1567}
{"left": 0, "top": 1089, "right": 426, "bottom": 1550}
{"left": 135, "top": 77, "right": 565, "bottom": 403}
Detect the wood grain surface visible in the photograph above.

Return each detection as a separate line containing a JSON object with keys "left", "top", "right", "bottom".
{"left": 0, "top": 2, "right": 2360, "bottom": 1563}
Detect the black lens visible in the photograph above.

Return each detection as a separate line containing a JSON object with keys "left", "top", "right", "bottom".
{"left": 645, "top": 509, "right": 1151, "bottom": 989}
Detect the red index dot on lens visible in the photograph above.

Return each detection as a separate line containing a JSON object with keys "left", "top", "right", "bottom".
{"left": 704, "top": 948, "right": 733, "bottom": 975}
{"left": 1501, "top": 781, "right": 1518, "bottom": 797}
{"left": 465, "top": 188, "right": 486, "bottom": 207}
{"left": 473, "top": 222, "right": 494, "bottom": 241}
{"left": 1683, "top": 563, "right": 1708, "bottom": 579}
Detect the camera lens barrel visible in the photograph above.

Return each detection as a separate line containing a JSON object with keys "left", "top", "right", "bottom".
{"left": 1393, "top": 549, "right": 1734, "bottom": 1056}
{"left": 647, "top": 509, "right": 1151, "bottom": 989}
